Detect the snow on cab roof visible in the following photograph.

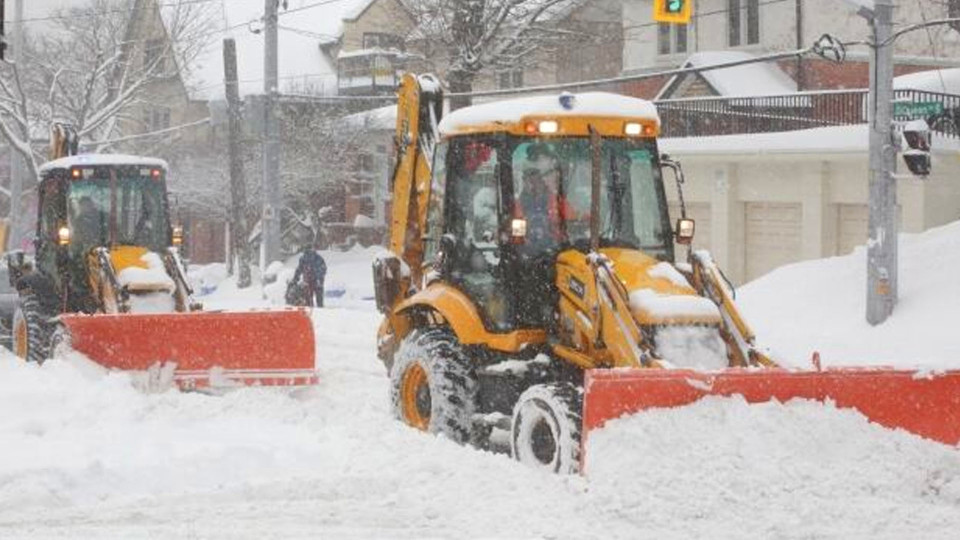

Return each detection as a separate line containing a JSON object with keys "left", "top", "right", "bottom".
{"left": 40, "top": 154, "right": 169, "bottom": 173}
{"left": 438, "top": 93, "right": 660, "bottom": 135}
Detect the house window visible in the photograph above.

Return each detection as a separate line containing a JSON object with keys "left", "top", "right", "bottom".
{"left": 747, "top": 0, "right": 760, "bottom": 44}
{"left": 144, "top": 39, "right": 166, "bottom": 71}
{"left": 498, "top": 70, "right": 523, "bottom": 89}
{"left": 142, "top": 107, "right": 171, "bottom": 132}
{"left": 658, "top": 23, "right": 671, "bottom": 55}
{"left": 357, "top": 153, "right": 374, "bottom": 173}
{"left": 676, "top": 23, "right": 688, "bottom": 54}
{"left": 729, "top": 0, "right": 760, "bottom": 46}
{"left": 658, "top": 23, "right": 687, "bottom": 55}
{"left": 362, "top": 32, "right": 403, "bottom": 50}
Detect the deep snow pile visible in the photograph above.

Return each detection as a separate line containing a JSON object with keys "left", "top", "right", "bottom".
{"left": 738, "top": 219, "right": 960, "bottom": 369}
{"left": 2, "top": 230, "right": 960, "bottom": 537}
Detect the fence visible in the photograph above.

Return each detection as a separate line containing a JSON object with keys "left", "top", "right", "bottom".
{"left": 654, "top": 88, "right": 960, "bottom": 139}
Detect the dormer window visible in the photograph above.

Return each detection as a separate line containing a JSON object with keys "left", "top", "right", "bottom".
{"left": 144, "top": 39, "right": 166, "bottom": 72}
{"left": 362, "top": 32, "right": 403, "bottom": 50}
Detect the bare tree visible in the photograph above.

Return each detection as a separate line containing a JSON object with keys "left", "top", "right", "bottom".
{"left": 0, "top": 0, "right": 214, "bottom": 197}
{"left": 404, "top": 0, "right": 583, "bottom": 108}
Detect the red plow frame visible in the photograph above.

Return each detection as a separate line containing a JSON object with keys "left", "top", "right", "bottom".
{"left": 60, "top": 309, "right": 317, "bottom": 390}
{"left": 583, "top": 367, "right": 960, "bottom": 466}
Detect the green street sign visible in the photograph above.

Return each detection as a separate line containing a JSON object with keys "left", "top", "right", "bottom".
{"left": 894, "top": 101, "right": 944, "bottom": 118}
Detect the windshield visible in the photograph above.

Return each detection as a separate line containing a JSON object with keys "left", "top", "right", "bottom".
{"left": 67, "top": 168, "right": 169, "bottom": 252}
{"left": 510, "top": 136, "right": 671, "bottom": 258}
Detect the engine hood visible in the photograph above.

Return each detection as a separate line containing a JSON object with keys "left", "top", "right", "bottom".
{"left": 601, "top": 248, "right": 721, "bottom": 326}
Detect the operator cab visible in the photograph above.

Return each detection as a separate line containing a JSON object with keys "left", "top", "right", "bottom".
{"left": 426, "top": 93, "right": 675, "bottom": 332}
{"left": 34, "top": 154, "right": 172, "bottom": 309}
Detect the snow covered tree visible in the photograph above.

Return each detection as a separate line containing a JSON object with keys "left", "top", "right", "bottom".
{"left": 403, "top": 0, "right": 584, "bottom": 108}
{"left": 0, "top": 0, "right": 213, "bottom": 209}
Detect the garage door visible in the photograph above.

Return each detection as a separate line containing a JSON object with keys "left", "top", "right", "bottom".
{"left": 745, "top": 202, "right": 802, "bottom": 282}
{"left": 836, "top": 204, "right": 901, "bottom": 256}
{"left": 836, "top": 204, "right": 868, "bottom": 256}
{"left": 669, "top": 202, "right": 711, "bottom": 257}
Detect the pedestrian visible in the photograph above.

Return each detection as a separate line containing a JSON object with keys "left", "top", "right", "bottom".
{"left": 292, "top": 241, "right": 326, "bottom": 307}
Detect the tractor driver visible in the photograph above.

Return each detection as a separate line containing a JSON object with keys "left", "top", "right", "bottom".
{"left": 515, "top": 146, "right": 575, "bottom": 251}
{"left": 72, "top": 196, "right": 106, "bottom": 247}
{"left": 513, "top": 145, "right": 575, "bottom": 328}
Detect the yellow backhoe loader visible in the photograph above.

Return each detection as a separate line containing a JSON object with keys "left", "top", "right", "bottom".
{"left": 7, "top": 125, "right": 316, "bottom": 389}
{"left": 374, "top": 75, "right": 960, "bottom": 473}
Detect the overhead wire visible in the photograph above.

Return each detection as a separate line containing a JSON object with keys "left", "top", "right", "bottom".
{"left": 13, "top": 0, "right": 222, "bottom": 24}
{"left": 912, "top": 0, "right": 949, "bottom": 94}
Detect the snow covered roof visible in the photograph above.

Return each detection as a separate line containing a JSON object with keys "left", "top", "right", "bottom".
{"left": 659, "top": 124, "right": 960, "bottom": 156}
{"left": 189, "top": 0, "right": 372, "bottom": 100}
{"left": 894, "top": 68, "right": 960, "bottom": 95}
{"left": 344, "top": 105, "right": 398, "bottom": 131}
{"left": 17, "top": 0, "right": 125, "bottom": 38}
{"left": 658, "top": 51, "right": 798, "bottom": 100}
{"left": 438, "top": 93, "right": 660, "bottom": 135}
{"left": 40, "top": 154, "right": 169, "bottom": 173}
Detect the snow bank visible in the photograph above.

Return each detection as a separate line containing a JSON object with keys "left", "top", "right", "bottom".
{"left": 191, "top": 245, "right": 388, "bottom": 311}
{"left": 738, "top": 219, "right": 960, "bottom": 369}
{"left": 587, "top": 396, "right": 960, "bottom": 537}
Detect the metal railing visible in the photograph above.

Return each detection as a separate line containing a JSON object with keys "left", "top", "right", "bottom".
{"left": 653, "top": 88, "right": 960, "bottom": 139}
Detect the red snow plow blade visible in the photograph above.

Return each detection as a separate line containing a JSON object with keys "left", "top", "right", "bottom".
{"left": 584, "top": 368, "right": 960, "bottom": 450}
{"left": 60, "top": 309, "right": 317, "bottom": 390}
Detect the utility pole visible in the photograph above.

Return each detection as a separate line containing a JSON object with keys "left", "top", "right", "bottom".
{"left": 7, "top": 0, "right": 23, "bottom": 252}
{"left": 261, "top": 0, "right": 281, "bottom": 267}
{"left": 223, "top": 38, "right": 251, "bottom": 288}
{"left": 865, "top": 0, "right": 897, "bottom": 325}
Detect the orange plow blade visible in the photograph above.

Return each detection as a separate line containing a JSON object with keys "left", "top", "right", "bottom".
{"left": 584, "top": 368, "right": 960, "bottom": 450}
{"left": 60, "top": 309, "right": 317, "bottom": 390}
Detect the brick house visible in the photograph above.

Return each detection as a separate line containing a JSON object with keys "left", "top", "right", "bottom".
{"left": 622, "top": 0, "right": 960, "bottom": 99}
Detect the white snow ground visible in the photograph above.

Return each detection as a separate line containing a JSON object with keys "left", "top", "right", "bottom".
{"left": 1, "top": 233, "right": 959, "bottom": 538}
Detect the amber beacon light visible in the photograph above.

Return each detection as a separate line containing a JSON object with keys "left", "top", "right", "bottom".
{"left": 653, "top": 0, "right": 692, "bottom": 24}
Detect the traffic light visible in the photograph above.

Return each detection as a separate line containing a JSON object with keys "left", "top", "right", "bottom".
{"left": 901, "top": 120, "right": 931, "bottom": 177}
{"left": 1, "top": 0, "right": 6, "bottom": 61}
{"left": 654, "top": 0, "right": 692, "bottom": 24}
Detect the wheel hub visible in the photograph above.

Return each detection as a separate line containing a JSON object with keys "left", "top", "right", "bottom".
{"left": 400, "top": 362, "right": 431, "bottom": 430}
{"left": 13, "top": 318, "right": 28, "bottom": 359}
{"left": 530, "top": 417, "right": 558, "bottom": 465}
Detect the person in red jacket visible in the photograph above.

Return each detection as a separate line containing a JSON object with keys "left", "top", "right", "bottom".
{"left": 515, "top": 152, "right": 576, "bottom": 248}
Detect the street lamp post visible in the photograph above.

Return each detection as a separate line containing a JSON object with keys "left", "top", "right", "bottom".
{"left": 864, "top": 0, "right": 898, "bottom": 325}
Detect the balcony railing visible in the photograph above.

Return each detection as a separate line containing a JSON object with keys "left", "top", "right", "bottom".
{"left": 653, "top": 88, "right": 960, "bottom": 139}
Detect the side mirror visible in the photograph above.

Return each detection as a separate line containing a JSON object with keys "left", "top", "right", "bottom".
{"left": 676, "top": 218, "right": 695, "bottom": 245}
{"left": 437, "top": 233, "right": 458, "bottom": 276}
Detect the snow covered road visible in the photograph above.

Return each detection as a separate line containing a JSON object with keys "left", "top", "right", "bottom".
{"left": 2, "top": 305, "right": 959, "bottom": 539}
{"left": 4, "top": 232, "right": 960, "bottom": 539}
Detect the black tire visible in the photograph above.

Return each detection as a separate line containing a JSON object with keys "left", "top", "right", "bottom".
{"left": 12, "top": 294, "right": 52, "bottom": 364}
{"left": 511, "top": 383, "right": 583, "bottom": 474}
{"left": 390, "top": 328, "right": 478, "bottom": 444}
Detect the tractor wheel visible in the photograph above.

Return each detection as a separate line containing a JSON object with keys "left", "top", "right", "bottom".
{"left": 390, "top": 328, "right": 478, "bottom": 445}
{"left": 12, "top": 294, "right": 51, "bottom": 364}
{"left": 511, "top": 383, "right": 583, "bottom": 474}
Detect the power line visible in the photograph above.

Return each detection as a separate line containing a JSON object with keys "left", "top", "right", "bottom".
{"left": 913, "top": 0, "right": 949, "bottom": 94}
{"left": 622, "top": 0, "right": 794, "bottom": 34}
{"left": 86, "top": 117, "right": 211, "bottom": 145}
{"left": 13, "top": 0, "right": 221, "bottom": 25}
